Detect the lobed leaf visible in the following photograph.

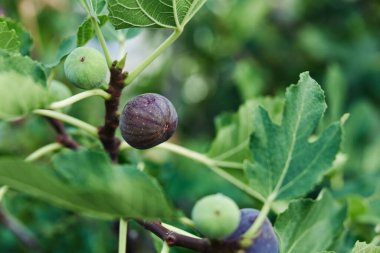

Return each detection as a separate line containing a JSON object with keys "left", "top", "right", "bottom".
{"left": 275, "top": 190, "right": 346, "bottom": 253}
{"left": 245, "top": 72, "right": 342, "bottom": 200}
{"left": 0, "top": 21, "right": 20, "bottom": 53}
{"left": 0, "top": 17, "right": 33, "bottom": 55}
{"left": 0, "top": 149, "right": 172, "bottom": 220}
{"left": 0, "top": 50, "right": 47, "bottom": 87}
{"left": 208, "top": 97, "right": 283, "bottom": 163}
{"left": 107, "top": 0, "right": 207, "bottom": 29}
{"left": 350, "top": 242, "right": 380, "bottom": 253}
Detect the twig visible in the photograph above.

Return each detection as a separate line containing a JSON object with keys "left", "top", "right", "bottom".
{"left": 46, "top": 118, "right": 80, "bottom": 149}
{"left": 98, "top": 63, "right": 126, "bottom": 162}
{"left": 0, "top": 207, "right": 40, "bottom": 250}
{"left": 137, "top": 220, "right": 211, "bottom": 252}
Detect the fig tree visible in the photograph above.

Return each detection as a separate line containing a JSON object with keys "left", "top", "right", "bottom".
{"left": 64, "top": 47, "right": 110, "bottom": 90}
{"left": 120, "top": 93, "right": 178, "bottom": 149}
{"left": 191, "top": 194, "right": 240, "bottom": 239}
{"left": 225, "top": 208, "right": 279, "bottom": 253}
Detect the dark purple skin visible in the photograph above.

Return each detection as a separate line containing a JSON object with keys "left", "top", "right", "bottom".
{"left": 225, "top": 208, "right": 279, "bottom": 253}
{"left": 120, "top": 93, "right": 178, "bottom": 149}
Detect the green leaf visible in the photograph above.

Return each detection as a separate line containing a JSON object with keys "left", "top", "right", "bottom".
{"left": 208, "top": 97, "right": 283, "bottom": 163}
{"left": 0, "top": 21, "right": 20, "bottom": 53}
{"left": 0, "top": 50, "right": 47, "bottom": 86}
{"left": 233, "top": 60, "right": 265, "bottom": 101}
{"left": 0, "top": 72, "right": 52, "bottom": 121}
{"left": 0, "top": 17, "right": 33, "bottom": 55}
{"left": 107, "top": 0, "right": 207, "bottom": 29}
{"left": 0, "top": 150, "right": 172, "bottom": 220}
{"left": 44, "top": 36, "right": 77, "bottom": 68}
{"left": 77, "top": 15, "right": 108, "bottom": 46}
{"left": 275, "top": 190, "right": 346, "bottom": 253}
{"left": 325, "top": 64, "right": 346, "bottom": 122}
{"left": 245, "top": 72, "right": 342, "bottom": 200}
{"left": 89, "top": 0, "right": 107, "bottom": 14}
{"left": 350, "top": 242, "right": 380, "bottom": 253}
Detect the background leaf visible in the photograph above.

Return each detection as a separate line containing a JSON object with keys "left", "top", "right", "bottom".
{"left": 0, "top": 21, "right": 20, "bottom": 53}
{"left": 77, "top": 15, "right": 108, "bottom": 46}
{"left": 107, "top": 0, "right": 207, "bottom": 29}
{"left": 275, "top": 190, "right": 346, "bottom": 253}
{"left": 0, "top": 50, "right": 47, "bottom": 86}
{"left": 350, "top": 242, "right": 380, "bottom": 253}
{"left": 0, "top": 17, "right": 33, "bottom": 55}
{"left": 0, "top": 150, "right": 172, "bottom": 220}
{"left": 0, "top": 72, "right": 51, "bottom": 121}
{"left": 208, "top": 97, "right": 283, "bottom": 163}
{"left": 89, "top": 0, "right": 107, "bottom": 14}
{"left": 245, "top": 72, "right": 342, "bottom": 200}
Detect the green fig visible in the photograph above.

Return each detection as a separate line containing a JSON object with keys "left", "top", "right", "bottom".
{"left": 64, "top": 47, "right": 110, "bottom": 90}
{"left": 191, "top": 194, "right": 240, "bottom": 239}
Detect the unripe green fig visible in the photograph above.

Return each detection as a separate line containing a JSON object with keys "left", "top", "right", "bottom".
{"left": 191, "top": 194, "right": 240, "bottom": 239}
{"left": 49, "top": 80, "right": 72, "bottom": 101}
{"left": 64, "top": 47, "right": 110, "bottom": 90}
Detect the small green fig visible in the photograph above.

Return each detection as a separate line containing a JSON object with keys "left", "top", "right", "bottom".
{"left": 191, "top": 194, "right": 240, "bottom": 239}
{"left": 64, "top": 47, "right": 110, "bottom": 90}
{"left": 49, "top": 80, "right": 72, "bottom": 101}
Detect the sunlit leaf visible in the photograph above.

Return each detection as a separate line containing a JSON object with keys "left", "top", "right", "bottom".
{"left": 107, "top": 0, "right": 207, "bottom": 29}
{"left": 246, "top": 72, "right": 342, "bottom": 200}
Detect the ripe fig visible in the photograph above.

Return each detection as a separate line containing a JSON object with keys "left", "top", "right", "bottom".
{"left": 64, "top": 47, "right": 110, "bottom": 90}
{"left": 120, "top": 93, "right": 178, "bottom": 149}
{"left": 191, "top": 194, "right": 240, "bottom": 239}
{"left": 225, "top": 208, "right": 279, "bottom": 253}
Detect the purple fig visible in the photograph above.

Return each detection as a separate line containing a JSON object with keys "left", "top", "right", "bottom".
{"left": 120, "top": 93, "right": 178, "bottom": 149}
{"left": 225, "top": 208, "right": 279, "bottom": 253}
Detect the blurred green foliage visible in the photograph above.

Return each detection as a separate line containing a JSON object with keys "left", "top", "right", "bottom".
{"left": 0, "top": 0, "right": 379, "bottom": 252}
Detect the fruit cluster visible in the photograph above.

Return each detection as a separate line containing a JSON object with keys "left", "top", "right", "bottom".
{"left": 192, "top": 194, "right": 279, "bottom": 253}
{"left": 64, "top": 47, "right": 178, "bottom": 149}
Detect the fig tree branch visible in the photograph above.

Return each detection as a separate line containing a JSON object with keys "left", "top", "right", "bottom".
{"left": 46, "top": 118, "right": 80, "bottom": 149}
{"left": 98, "top": 63, "right": 127, "bottom": 162}
{"left": 136, "top": 220, "right": 211, "bottom": 252}
{"left": 0, "top": 207, "right": 40, "bottom": 250}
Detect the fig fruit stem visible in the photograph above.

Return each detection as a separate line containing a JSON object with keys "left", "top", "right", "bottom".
{"left": 161, "top": 242, "right": 170, "bottom": 253}
{"left": 33, "top": 109, "right": 98, "bottom": 135}
{"left": 124, "top": 29, "right": 182, "bottom": 86}
{"left": 49, "top": 89, "right": 111, "bottom": 110}
{"left": 240, "top": 193, "right": 276, "bottom": 248}
{"left": 137, "top": 220, "right": 210, "bottom": 252}
{"left": 118, "top": 218, "right": 128, "bottom": 253}
{"left": 91, "top": 17, "right": 113, "bottom": 67}
{"left": 0, "top": 186, "right": 8, "bottom": 202}
{"left": 80, "top": 0, "right": 112, "bottom": 67}
{"left": 25, "top": 143, "right": 63, "bottom": 162}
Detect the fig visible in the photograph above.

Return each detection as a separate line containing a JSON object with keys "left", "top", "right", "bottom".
{"left": 191, "top": 194, "right": 240, "bottom": 239}
{"left": 64, "top": 47, "right": 110, "bottom": 90}
{"left": 225, "top": 208, "right": 279, "bottom": 253}
{"left": 119, "top": 93, "right": 178, "bottom": 149}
